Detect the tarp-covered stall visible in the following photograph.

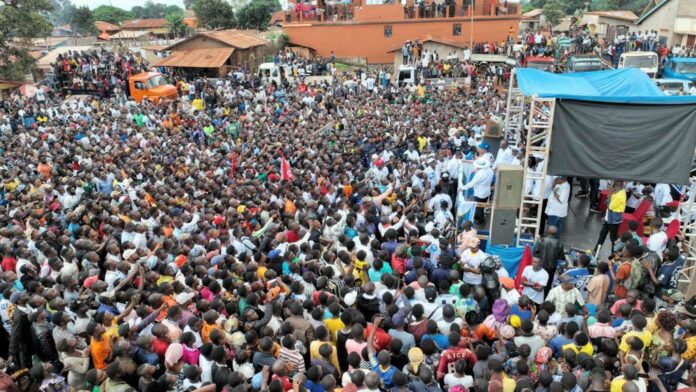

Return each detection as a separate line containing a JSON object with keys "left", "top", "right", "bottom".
{"left": 516, "top": 68, "right": 696, "bottom": 184}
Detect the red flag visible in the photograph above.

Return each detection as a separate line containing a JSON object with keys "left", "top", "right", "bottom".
{"left": 281, "top": 156, "right": 294, "bottom": 181}
{"left": 514, "top": 244, "right": 532, "bottom": 291}
{"left": 230, "top": 150, "right": 237, "bottom": 178}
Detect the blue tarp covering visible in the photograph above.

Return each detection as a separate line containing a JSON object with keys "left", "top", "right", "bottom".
{"left": 516, "top": 68, "right": 696, "bottom": 104}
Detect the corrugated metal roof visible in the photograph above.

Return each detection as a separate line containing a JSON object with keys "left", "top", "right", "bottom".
{"left": 522, "top": 9, "right": 544, "bottom": 19}
{"left": 165, "top": 29, "right": 269, "bottom": 51}
{"left": 121, "top": 18, "right": 167, "bottom": 29}
{"left": 95, "top": 21, "right": 121, "bottom": 32}
{"left": 584, "top": 10, "right": 638, "bottom": 21}
{"left": 201, "top": 30, "right": 268, "bottom": 49}
{"left": 154, "top": 47, "right": 235, "bottom": 68}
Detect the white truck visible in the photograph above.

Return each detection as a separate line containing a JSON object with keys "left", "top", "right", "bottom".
{"left": 618, "top": 51, "right": 659, "bottom": 79}
{"left": 257, "top": 62, "right": 334, "bottom": 85}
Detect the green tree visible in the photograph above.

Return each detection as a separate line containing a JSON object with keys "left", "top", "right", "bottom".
{"left": 165, "top": 11, "right": 187, "bottom": 37}
{"left": 165, "top": 5, "right": 183, "bottom": 16}
{"left": 184, "top": 0, "right": 195, "bottom": 9}
{"left": 70, "top": 5, "right": 98, "bottom": 35}
{"left": 192, "top": 0, "right": 236, "bottom": 29}
{"left": 543, "top": 0, "right": 565, "bottom": 30}
{"left": 236, "top": 0, "right": 280, "bottom": 30}
{"left": 592, "top": 0, "right": 650, "bottom": 14}
{"left": 0, "top": 0, "right": 53, "bottom": 80}
{"left": 93, "top": 5, "right": 132, "bottom": 24}
{"left": 131, "top": 1, "right": 169, "bottom": 18}
{"left": 49, "top": 0, "right": 76, "bottom": 25}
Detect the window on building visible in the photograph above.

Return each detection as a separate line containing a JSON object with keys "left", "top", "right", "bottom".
{"left": 453, "top": 23, "right": 462, "bottom": 36}
{"left": 384, "top": 25, "right": 392, "bottom": 38}
{"left": 365, "top": 0, "right": 385, "bottom": 4}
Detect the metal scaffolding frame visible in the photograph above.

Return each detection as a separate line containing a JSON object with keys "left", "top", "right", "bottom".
{"left": 514, "top": 98, "right": 556, "bottom": 247}
{"left": 504, "top": 69, "right": 525, "bottom": 147}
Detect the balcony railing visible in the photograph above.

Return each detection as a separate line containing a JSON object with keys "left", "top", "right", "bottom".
{"left": 283, "top": 1, "right": 519, "bottom": 23}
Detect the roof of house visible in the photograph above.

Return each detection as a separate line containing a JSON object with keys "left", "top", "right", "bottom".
{"left": 553, "top": 17, "right": 574, "bottom": 32}
{"left": 121, "top": 18, "right": 168, "bottom": 29}
{"left": 270, "top": 10, "right": 285, "bottom": 25}
{"left": 98, "top": 31, "right": 112, "bottom": 41}
{"left": 183, "top": 17, "right": 198, "bottom": 28}
{"left": 522, "top": 9, "right": 544, "bottom": 19}
{"left": 165, "top": 29, "right": 269, "bottom": 51}
{"left": 386, "top": 35, "right": 468, "bottom": 52}
{"left": 636, "top": 0, "right": 670, "bottom": 24}
{"left": 584, "top": 10, "right": 639, "bottom": 21}
{"left": 95, "top": 21, "right": 121, "bottom": 32}
{"left": 154, "top": 47, "right": 235, "bottom": 68}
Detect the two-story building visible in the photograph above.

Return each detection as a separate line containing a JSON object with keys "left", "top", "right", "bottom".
{"left": 282, "top": 0, "right": 520, "bottom": 64}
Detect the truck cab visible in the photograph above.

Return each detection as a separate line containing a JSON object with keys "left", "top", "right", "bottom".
{"left": 396, "top": 65, "right": 419, "bottom": 86}
{"left": 618, "top": 51, "right": 659, "bottom": 78}
{"left": 565, "top": 55, "right": 603, "bottom": 73}
{"left": 522, "top": 56, "right": 555, "bottom": 72}
{"left": 662, "top": 57, "right": 696, "bottom": 82}
{"left": 128, "top": 72, "right": 178, "bottom": 103}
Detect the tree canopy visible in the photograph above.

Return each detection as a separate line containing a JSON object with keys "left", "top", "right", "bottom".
{"left": 131, "top": 1, "right": 182, "bottom": 19}
{"left": 92, "top": 5, "right": 132, "bottom": 24}
{"left": 192, "top": 0, "right": 236, "bottom": 29}
{"left": 522, "top": 0, "right": 650, "bottom": 15}
{"left": 0, "top": 0, "right": 53, "bottom": 80}
{"left": 70, "top": 5, "right": 98, "bottom": 35}
{"left": 235, "top": 0, "right": 280, "bottom": 30}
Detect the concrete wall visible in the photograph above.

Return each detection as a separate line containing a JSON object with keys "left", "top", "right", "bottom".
{"left": 285, "top": 17, "right": 518, "bottom": 64}
{"left": 632, "top": 0, "right": 680, "bottom": 46}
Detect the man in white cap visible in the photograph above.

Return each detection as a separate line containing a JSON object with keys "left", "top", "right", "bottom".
{"left": 461, "top": 157, "right": 494, "bottom": 226}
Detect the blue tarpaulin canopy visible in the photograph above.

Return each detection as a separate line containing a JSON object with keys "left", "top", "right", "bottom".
{"left": 516, "top": 68, "right": 696, "bottom": 104}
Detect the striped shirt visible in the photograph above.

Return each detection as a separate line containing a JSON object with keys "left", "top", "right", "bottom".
{"left": 278, "top": 347, "right": 305, "bottom": 375}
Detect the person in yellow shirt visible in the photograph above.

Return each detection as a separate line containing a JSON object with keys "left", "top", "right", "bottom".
{"left": 324, "top": 303, "right": 345, "bottom": 342}
{"left": 192, "top": 97, "right": 205, "bottom": 111}
{"left": 595, "top": 180, "right": 627, "bottom": 252}
{"left": 309, "top": 326, "right": 340, "bottom": 371}
{"left": 619, "top": 314, "right": 652, "bottom": 353}
{"left": 353, "top": 251, "right": 369, "bottom": 285}
{"left": 562, "top": 333, "right": 594, "bottom": 356}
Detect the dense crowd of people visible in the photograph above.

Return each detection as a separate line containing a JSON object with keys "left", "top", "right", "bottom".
{"left": 0, "top": 45, "right": 694, "bottom": 392}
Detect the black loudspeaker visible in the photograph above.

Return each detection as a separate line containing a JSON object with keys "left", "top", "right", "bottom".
{"left": 493, "top": 164, "right": 524, "bottom": 209}
{"left": 490, "top": 208, "right": 517, "bottom": 246}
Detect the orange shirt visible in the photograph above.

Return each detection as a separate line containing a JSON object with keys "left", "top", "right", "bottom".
{"left": 37, "top": 163, "right": 52, "bottom": 179}
{"left": 473, "top": 323, "right": 497, "bottom": 341}
{"left": 201, "top": 321, "right": 223, "bottom": 344}
{"left": 614, "top": 262, "right": 631, "bottom": 299}
{"left": 90, "top": 337, "right": 112, "bottom": 370}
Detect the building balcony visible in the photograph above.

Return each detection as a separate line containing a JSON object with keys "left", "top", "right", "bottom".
{"left": 282, "top": 0, "right": 519, "bottom": 24}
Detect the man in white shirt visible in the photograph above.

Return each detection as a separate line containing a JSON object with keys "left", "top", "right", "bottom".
{"left": 493, "top": 140, "right": 514, "bottom": 170}
{"left": 521, "top": 257, "right": 549, "bottom": 305}
{"left": 654, "top": 183, "right": 673, "bottom": 207}
{"left": 646, "top": 218, "right": 668, "bottom": 255}
{"left": 460, "top": 237, "right": 486, "bottom": 286}
{"left": 545, "top": 177, "right": 570, "bottom": 237}
{"left": 461, "top": 157, "right": 494, "bottom": 225}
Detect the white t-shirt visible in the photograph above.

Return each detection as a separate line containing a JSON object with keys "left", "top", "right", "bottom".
{"left": 647, "top": 231, "right": 668, "bottom": 254}
{"left": 460, "top": 249, "right": 486, "bottom": 285}
{"left": 545, "top": 181, "right": 570, "bottom": 218}
{"left": 521, "top": 266, "right": 549, "bottom": 304}
{"left": 444, "top": 373, "right": 474, "bottom": 389}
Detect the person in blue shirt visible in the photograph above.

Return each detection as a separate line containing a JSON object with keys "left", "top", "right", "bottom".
{"left": 565, "top": 254, "right": 591, "bottom": 300}
{"left": 509, "top": 296, "right": 533, "bottom": 321}
{"left": 367, "top": 316, "right": 398, "bottom": 389}
{"left": 549, "top": 321, "right": 578, "bottom": 358}
{"left": 420, "top": 320, "right": 449, "bottom": 350}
